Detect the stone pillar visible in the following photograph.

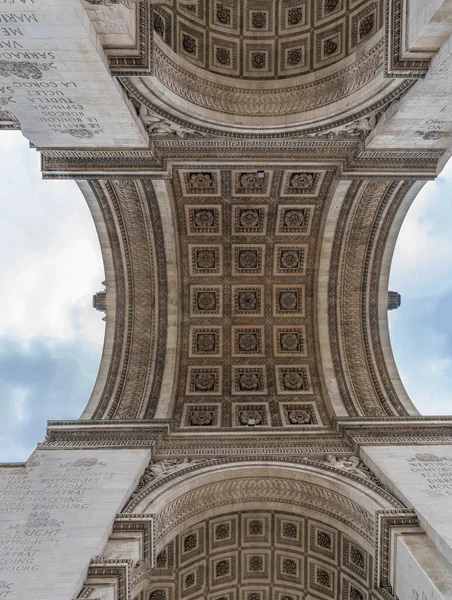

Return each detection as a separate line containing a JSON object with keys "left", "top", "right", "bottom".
{"left": 360, "top": 445, "right": 452, "bottom": 565}
{"left": 82, "top": 1, "right": 137, "bottom": 48}
{"left": 407, "top": 0, "right": 452, "bottom": 53}
{"left": 365, "top": 0, "right": 452, "bottom": 160}
{"left": 367, "top": 39, "right": 452, "bottom": 155}
{"left": 394, "top": 532, "right": 452, "bottom": 600}
{"left": 0, "top": 0, "right": 147, "bottom": 147}
{"left": 0, "top": 448, "right": 150, "bottom": 600}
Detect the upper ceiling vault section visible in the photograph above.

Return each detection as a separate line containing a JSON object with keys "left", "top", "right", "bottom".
{"left": 121, "top": 0, "right": 408, "bottom": 134}
{"left": 152, "top": 0, "right": 382, "bottom": 80}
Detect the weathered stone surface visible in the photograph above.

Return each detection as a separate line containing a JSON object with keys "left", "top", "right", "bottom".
{"left": 0, "top": 449, "right": 150, "bottom": 600}
{"left": 362, "top": 445, "right": 452, "bottom": 564}
{"left": 0, "top": 0, "right": 146, "bottom": 147}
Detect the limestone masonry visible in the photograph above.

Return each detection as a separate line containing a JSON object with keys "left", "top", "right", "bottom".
{"left": 1, "top": 0, "right": 452, "bottom": 599}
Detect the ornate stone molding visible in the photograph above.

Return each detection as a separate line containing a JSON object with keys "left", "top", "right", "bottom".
{"left": 42, "top": 419, "right": 171, "bottom": 449}
{"left": 323, "top": 454, "right": 383, "bottom": 487}
{"left": 84, "top": 560, "right": 132, "bottom": 600}
{"left": 151, "top": 40, "right": 386, "bottom": 118}
{"left": 155, "top": 476, "right": 376, "bottom": 544}
{"left": 124, "top": 456, "right": 402, "bottom": 517}
{"left": 384, "top": 0, "right": 430, "bottom": 77}
{"left": 343, "top": 148, "right": 441, "bottom": 177}
{"left": 366, "top": 181, "right": 415, "bottom": 411}
{"left": 374, "top": 509, "right": 419, "bottom": 593}
{"left": 328, "top": 179, "right": 417, "bottom": 416}
{"left": 76, "top": 514, "right": 155, "bottom": 599}
{"left": 346, "top": 429, "right": 452, "bottom": 449}
{"left": 42, "top": 418, "right": 452, "bottom": 451}
{"left": 138, "top": 104, "right": 212, "bottom": 139}
{"left": 306, "top": 114, "right": 380, "bottom": 140}
{"left": 128, "top": 459, "right": 209, "bottom": 504}
{"left": 86, "top": 181, "right": 128, "bottom": 418}
{"left": 84, "top": 180, "right": 168, "bottom": 420}
{"left": 113, "top": 513, "right": 154, "bottom": 564}
{"left": 122, "top": 66, "right": 412, "bottom": 138}
{"left": 154, "top": 436, "right": 352, "bottom": 457}
{"left": 42, "top": 427, "right": 351, "bottom": 453}
{"left": 39, "top": 144, "right": 441, "bottom": 181}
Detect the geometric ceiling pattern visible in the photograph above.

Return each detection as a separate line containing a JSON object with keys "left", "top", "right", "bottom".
{"left": 169, "top": 167, "right": 334, "bottom": 429}
{"left": 153, "top": 0, "right": 383, "bottom": 79}
{"left": 149, "top": 511, "right": 374, "bottom": 600}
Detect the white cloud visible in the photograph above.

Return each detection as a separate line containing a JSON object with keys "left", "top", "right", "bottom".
{"left": 0, "top": 131, "right": 104, "bottom": 345}
{"left": 390, "top": 158, "right": 452, "bottom": 298}
{"left": 0, "top": 131, "right": 105, "bottom": 460}
{"left": 8, "top": 385, "right": 30, "bottom": 424}
{"left": 389, "top": 157, "right": 452, "bottom": 415}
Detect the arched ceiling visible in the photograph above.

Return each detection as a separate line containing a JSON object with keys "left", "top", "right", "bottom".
{"left": 166, "top": 166, "right": 334, "bottom": 429}
{"left": 38, "top": 0, "right": 443, "bottom": 435}
{"left": 76, "top": 458, "right": 417, "bottom": 600}
{"left": 150, "top": 510, "right": 374, "bottom": 600}
{"left": 122, "top": 0, "right": 408, "bottom": 134}
{"left": 152, "top": 0, "right": 382, "bottom": 80}
{"left": 77, "top": 170, "right": 419, "bottom": 427}
{"left": 123, "top": 459, "right": 405, "bottom": 600}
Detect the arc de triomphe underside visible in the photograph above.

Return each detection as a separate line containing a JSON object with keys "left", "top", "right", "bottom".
{"left": 2, "top": 0, "right": 452, "bottom": 599}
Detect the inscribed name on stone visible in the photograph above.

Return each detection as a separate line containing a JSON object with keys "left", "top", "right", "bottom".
{"left": 362, "top": 445, "right": 452, "bottom": 565}
{"left": 0, "top": 448, "right": 150, "bottom": 600}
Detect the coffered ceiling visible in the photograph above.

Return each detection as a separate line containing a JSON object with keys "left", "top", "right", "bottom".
{"left": 120, "top": 0, "right": 404, "bottom": 133}
{"left": 81, "top": 166, "right": 419, "bottom": 427}
{"left": 152, "top": 0, "right": 382, "bottom": 80}
{"left": 168, "top": 166, "right": 334, "bottom": 429}
{"left": 149, "top": 510, "right": 374, "bottom": 600}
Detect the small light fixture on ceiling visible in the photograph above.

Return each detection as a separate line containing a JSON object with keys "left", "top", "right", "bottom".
{"left": 257, "top": 170, "right": 265, "bottom": 178}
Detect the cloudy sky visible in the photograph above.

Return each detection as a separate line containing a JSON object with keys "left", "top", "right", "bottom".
{"left": 0, "top": 131, "right": 451, "bottom": 462}
{"left": 389, "top": 159, "right": 452, "bottom": 416}
{"left": 0, "top": 131, "right": 104, "bottom": 462}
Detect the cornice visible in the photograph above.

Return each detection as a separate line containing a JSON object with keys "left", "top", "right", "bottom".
{"left": 38, "top": 417, "right": 452, "bottom": 452}
{"left": 335, "top": 417, "right": 452, "bottom": 449}
{"left": 39, "top": 146, "right": 441, "bottom": 180}
{"left": 41, "top": 419, "right": 172, "bottom": 450}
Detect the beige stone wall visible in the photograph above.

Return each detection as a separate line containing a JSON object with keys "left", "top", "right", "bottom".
{"left": 0, "top": 448, "right": 150, "bottom": 600}
{"left": 362, "top": 445, "right": 452, "bottom": 565}
{"left": 0, "top": 0, "right": 146, "bottom": 147}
